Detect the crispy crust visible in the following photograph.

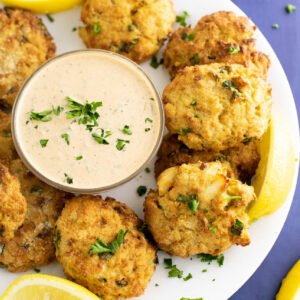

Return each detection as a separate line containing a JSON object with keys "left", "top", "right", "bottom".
{"left": 155, "top": 134, "right": 260, "bottom": 182}
{"left": 55, "top": 195, "right": 156, "bottom": 300}
{"left": 163, "top": 63, "right": 272, "bottom": 151}
{"left": 144, "top": 161, "right": 255, "bottom": 257}
{"left": 0, "top": 162, "right": 26, "bottom": 243}
{"left": 164, "top": 11, "right": 270, "bottom": 78}
{"left": 0, "top": 8, "right": 56, "bottom": 106}
{"left": 79, "top": 0, "right": 175, "bottom": 63}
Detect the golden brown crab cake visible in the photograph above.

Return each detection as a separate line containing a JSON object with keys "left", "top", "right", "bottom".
{"left": 55, "top": 195, "right": 156, "bottom": 300}
{"left": 163, "top": 63, "right": 272, "bottom": 152}
{"left": 163, "top": 11, "right": 270, "bottom": 78}
{"left": 79, "top": 0, "right": 175, "bottom": 63}
{"left": 155, "top": 134, "right": 260, "bottom": 182}
{"left": 0, "top": 8, "right": 56, "bottom": 107}
{"left": 0, "top": 159, "right": 68, "bottom": 272}
{"left": 144, "top": 161, "right": 256, "bottom": 257}
{"left": 0, "top": 163, "right": 26, "bottom": 243}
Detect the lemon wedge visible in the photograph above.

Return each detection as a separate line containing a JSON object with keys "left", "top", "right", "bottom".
{"left": 0, "top": 0, "right": 82, "bottom": 14}
{"left": 276, "top": 260, "right": 300, "bottom": 300}
{"left": 0, "top": 274, "right": 99, "bottom": 300}
{"left": 248, "top": 115, "right": 296, "bottom": 223}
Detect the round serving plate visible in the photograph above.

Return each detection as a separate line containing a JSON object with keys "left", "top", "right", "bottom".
{"left": 0, "top": 0, "right": 299, "bottom": 299}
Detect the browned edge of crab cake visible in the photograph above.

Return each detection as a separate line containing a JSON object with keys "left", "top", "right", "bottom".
{"left": 145, "top": 161, "right": 256, "bottom": 258}
{"left": 55, "top": 195, "right": 156, "bottom": 300}
{"left": 155, "top": 134, "right": 260, "bottom": 182}
{"left": 0, "top": 159, "right": 69, "bottom": 272}
{"left": 0, "top": 162, "right": 26, "bottom": 243}
{"left": 0, "top": 7, "right": 56, "bottom": 107}
{"left": 79, "top": 0, "right": 175, "bottom": 63}
{"left": 163, "top": 11, "right": 270, "bottom": 79}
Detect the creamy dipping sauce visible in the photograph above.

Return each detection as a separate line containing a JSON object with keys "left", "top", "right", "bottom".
{"left": 13, "top": 51, "right": 162, "bottom": 191}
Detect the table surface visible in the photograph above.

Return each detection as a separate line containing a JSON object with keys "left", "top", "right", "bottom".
{"left": 230, "top": 1, "right": 300, "bottom": 299}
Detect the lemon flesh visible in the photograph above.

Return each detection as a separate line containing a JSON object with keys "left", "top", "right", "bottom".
{"left": 0, "top": 0, "right": 82, "bottom": 14}
{"left": 276, "top": 260, "right": 300, "bottom": 300}
{"left": 248, "top": 115, "right": 296, "bottom": 223}
{"left": 0, "top": 274, "right": 100, "bottom": 300}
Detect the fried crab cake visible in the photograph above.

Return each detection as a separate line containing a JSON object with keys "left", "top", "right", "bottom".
{"left": 79, "top": 0, "right": 175, "bottom": 63}
{"left": 144, "top": 161, "right": 256, "bottom": 257}
{"left": 0, "top": 110, "right": 17, "bottom": 164}
{"left": 163, "top": 63, "right": 272, "bottom": 152}
{"left": 55, "top": 195, "right": 156, "bottom": 300}
{"left": 164, "top": 11, "right": 270, "bottom": 78}
{"left": 0, "top": 163, "right": 26, "bottom": 243}
{"left": 0, "top": 8, "right": 56, "bottom": 107}
{"left": 0, "top": 159, "right": 68, "bottom": 272}
{"left": 155, "top": 134, "right": 260, "bottom": 182}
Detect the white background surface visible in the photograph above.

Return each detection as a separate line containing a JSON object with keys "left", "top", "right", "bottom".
{"left": 0, "top": 0, "right": 299, "bottom": 299}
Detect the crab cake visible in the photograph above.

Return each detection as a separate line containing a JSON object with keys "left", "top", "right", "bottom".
{"left": 0, "top": 8, "right": 56, "bottom": 107}
{"left": 79, "top": 0, "right": 175, "bottom": 63}
{"left": 0, "top": 159, "right": 68, "bottom": 272}
{"left": 144, "top": 161, "right": 255, "bottom": 257}
{"left": 55, "top": 195, "right": 156, "bottom": 300}
{"left": 163, "top": 63, "right": 272, "bottom": 151}
{"left": 155, "top": 134, "right": 260, "bottom": 182}
{"left": 0, "top": 163, "right": 26, "bottom": 243}
{"left": 164, "top": 11, "right": 270, "bottom": 78}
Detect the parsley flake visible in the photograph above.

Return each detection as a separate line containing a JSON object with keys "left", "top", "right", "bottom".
{"left": 34, "top": 268, "right": 41, "bottom": 273}
{"left": 286, "top": 4, "right": 296, "bottom": 13}
{"left": 64, "top": 173, "right": 73, "bottom": 184}
{"left": 197, "top": 253, "right": 224, "bottom": 267}
{"left": 231, "top": 219, "right": 244, "bottom": 236}
{"left": 176, "top": 11, "right": 189, "bottom": 26}
{"left": 40, "top": 139, "right": 48, "bottom": 148}
{"left": 116, "top": 139, "right": 130, "bottom": 151}
{"left": 145, "top": 167, "right": 151, "bottom": 173}
{"left": 183, "top": 273, "right": 193, "bottom": 281}
{"left": 190, "top": 54, "right": 200, "bottom": 65}
{"left": 181, "top": 32, "right": 195, "bottom": 41}
{"left": 164, "top": 258, "right": 183, "bottom": 278}
{"left": 176, "top": 194, "right": 199, "bottom": 213}
{"left": 150, "top": 56, "right": 164, "bottom": 69}
{"left": 145, "top": 118, "right": 153, "bottom": 123}
{"left": 137, "top": 185, "right": 147, "bottom": 196}
{"left": 208, "top": 226, "right": 217, "bottom": 233}
{"left": 272, "top": 24, "right": 279, "bottom": 29}
{"left": 122, "top": 125, "right": 132, "bottom": 135}
{"left": 93, "top": 23, "right": 102, "bottom": 35}
{"left": 61, "top": 133, "right": 70, "bottom": 145}
{"left": 228, "top": 45, "right": 240, "bottom": 54}
{"left": 191, "top": 100, "right": 197, "bottom": 106}
{"left": 76, "top": 155, "right": 83, "bottom": 160}
{"left": 46, "top": 14, "right": 54, "bottom": 22}
{"left": 30, "top": 110, "right": 52, "bottom": 122}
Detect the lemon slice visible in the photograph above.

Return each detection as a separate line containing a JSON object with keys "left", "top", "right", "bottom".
{"left": 276, "top": 260, "right": 300, "bottom": 300}
{"left": 0, "top": 0, "right": 82, "bottom": 14}
{"left": 0, "top": 274, "right": 99, "bottom": 300}
{"left": 248, "top": 115, "right": 296, "bottom": 223}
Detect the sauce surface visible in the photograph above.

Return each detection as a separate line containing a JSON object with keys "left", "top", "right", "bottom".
{"left": 14, "top": 51, "right": 161, "bottom": 190}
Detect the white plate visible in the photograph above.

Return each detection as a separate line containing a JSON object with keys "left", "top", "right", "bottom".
{"left": 0, "top": 0, "right": 299, "bottom": 299}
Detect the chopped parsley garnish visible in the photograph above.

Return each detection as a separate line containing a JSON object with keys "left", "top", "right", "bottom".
{"left": 72, "top": 27, "right": 77, "bottom": 32}
{"left": 224, "top": 195, "right": 242, "bottom": 200}
{"left": 34, "top": 125, "right": 38, "bottom": 129}
{"left": 197, "top": 253, "right": 224, "bottom": 266}
{"left": 191, "top": 100, "right": 197, "bottom": 106}
{"left": 145, "top": 128, "right": 151, "bottom": 132}
{"left": 34, "top": 268, "right": 41, "bottom": 273}
{"left": 164, "top": 258, "right": 183, "bottom": 278}
{"left": 53, "top": 231, "right": 61, "bottom": 250}
{"left": 149, "top": 97, "right": 155, "bottom": 101}
{"left": 93, "top": 23, "right": 102, "bottom": 35}
{"left": 183, "top": 273, "right": 192, "bottom": 281}
{"left": 222, "top": 80, "right": 243, "bottom": 100}
{"left": 30, "top": 185, "right": 43, "bottom": 194}
{"left": 46, "top": 14, "right": 54, "bottom": 22}
{"left": 76, "top": 155, "right": 83, "bottom": 160}
{"left": 286, "top": 4, "right": 296, "bottom": 13}
{"left": 52, "top": 105, "right": 63, "bottom": 116}
{"left": 231, "top": 219, "right": 244, "bottom": 236}
{"left": 116, "top": 139, "right": 130, "bottom": 151}
{"left": 99, "top": 277, "right": 107, "bottom": 283}
{"left": 145, "top": 167, "right": 151, "bottom": 173}
{"left": 190, "top": 54, "right": 200, "bottom": 65}
{"left": 181, "top": 32, "right": 195, "bottom": 41}
{"left": 137, "top": 185, "right": 147, "bottom": 196}
{"left": 209, "top": 218, "right": 215, "bottom": 223}
{"left": 40, "top": 139, "right": 48, "bottom": 148}
{"left": 208, "top": 226, "right": 216, "bottom": 233}
{"left": 0, "top": 262, "right": 8, "bottom": 268}
{"left": 61, "top": 133, "right": 70, "bottom": 145}
{"left": 176, "top": 11, "right": 189, "bottom": 26}
{"left": 122, "top": 125, "right": 132, "bottom": 135}
{"left": 179, "top": 128, "right": 191, "bottom": 135}
{"left": 272, "top": 24, "right": 279, "bottom": 29}
{"left": 145, "top": 118, "right": 153, "bottom": 123}
{"left": 89, "top": 229, "right": 129, "bottom": 258}
{"left": 128, "top": 24, "right": 136, "bottom": 31}
{"left": 150, "top": 56, "right": 164, "bottom": 69}
{"left": 242, "top": 137, "right": 254, "bottom": 143}
{"left": 155, "top": 283, "right": 159, "bottom": 287}
{"left": 92, "top": 129, "right": 112, "bottom": 145}
{"left": 64, "top": 173, "right": 73, "bottom": 184}
{"left": 176, "top": 194, "right": 199, "bottom": 213}
{"left": 30, "top": 110, "right": 52, "bottom": 122}
{"left": 202, "top": 269, "right": 207, "bottom": 273}
{"left": 228, "top": 45, "right": 240, "bottom": 54}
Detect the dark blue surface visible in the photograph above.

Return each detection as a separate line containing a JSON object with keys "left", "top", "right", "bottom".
{"left": 230, "top": 1, "right": 300, "bottom": 299}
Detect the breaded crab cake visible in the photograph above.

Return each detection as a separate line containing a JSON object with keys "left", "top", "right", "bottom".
{"left": 163, "top": 63, "right": 272, "bottom": 151}
{"left": 0, "top": 159, "right": 68, "bottom": 272}
{"left": 0, "top": 8, "right": 56, "bottom": 107}
{"left": 164, "top": 11, "right": 270, "bottom": 78}
{"left": 55, "top": 195, "right": 156, "bottom": 300}
{"left": 155, "top": 134, "right": 260, "bottom": 182}
{"left": 144, "top": 161, "right": 256, "bottom": 257}
{"left": 79, "top": 0, "right": 175, "bottom": 63}
{"left": 0, "top": 163, "right": 26, "bottom": 243}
